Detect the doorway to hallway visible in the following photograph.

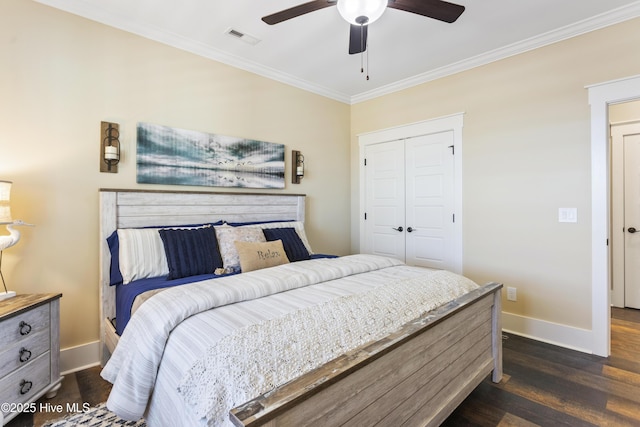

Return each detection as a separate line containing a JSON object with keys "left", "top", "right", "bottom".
{"left": 588, "top": 74, "right": 640, "bottom": 357}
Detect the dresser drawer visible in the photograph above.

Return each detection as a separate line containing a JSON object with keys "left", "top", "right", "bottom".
{"left": 0, "top": 328, "right": 50, "bottom": 379}
{"left": 0, "top": 303, "right": 49, "bottom": 343}
{"left": 0, "top": 352, "right": 51, "bottom": 415}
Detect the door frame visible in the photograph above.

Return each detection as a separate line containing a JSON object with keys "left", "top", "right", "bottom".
{"left": 588, "top": 74, "right": 640, "bottom": 357}
{"left": 358, "top": 113, "right": 464, "bottom": 274}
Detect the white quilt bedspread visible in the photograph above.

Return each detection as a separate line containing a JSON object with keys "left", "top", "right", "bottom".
{"left": 179, "top": 270, "right": 477, "bottom": 426}
{"left": 101, "top": 254, "right": 478, "bottom": 426}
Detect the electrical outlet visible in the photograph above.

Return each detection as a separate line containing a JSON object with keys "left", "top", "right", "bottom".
{"left": 507, "top": 287, "right": 517, "bottom": 302}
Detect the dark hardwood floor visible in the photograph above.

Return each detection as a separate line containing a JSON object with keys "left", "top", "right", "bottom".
{"left": 7, "top": 308, "right": 640, "bottom": 426}
{"left": 443, "top": 307, "right": 640, "bottom": 426}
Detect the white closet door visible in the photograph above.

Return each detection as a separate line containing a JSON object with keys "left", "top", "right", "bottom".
{"left": 405, "top": 131, "right": 455, "bottom": 269}
{"left": 363, "top": 140, "right": 406, "bottom": 261}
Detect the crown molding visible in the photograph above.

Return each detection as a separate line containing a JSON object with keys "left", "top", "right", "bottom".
{"left": 34, "top": 0, "right": 352, "bottom": 103}
{"left": 350, "top": 1, "right": 640, "bottom": 104}
{"left": 34, "top": 0, "right": 640, "bottom": 105}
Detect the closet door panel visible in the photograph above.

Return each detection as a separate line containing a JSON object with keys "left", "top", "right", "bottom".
{"left": 405, "top": 132, "right": 455, "bottom": 269}
{"left": 364, "top": 140, "right": 406, "bottom": 261}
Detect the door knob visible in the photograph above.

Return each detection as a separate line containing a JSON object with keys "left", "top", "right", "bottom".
{"left": 629, "top": 227, "right": 637, "bottom": 234}
{"left": 392, "top": 226, "right": 403, "bottom": 232}
{"left": 407, "top": 227, "right": 414, "bottom": 233}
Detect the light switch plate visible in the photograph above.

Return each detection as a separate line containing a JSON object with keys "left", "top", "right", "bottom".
{"left": 559, "top": 208, "right": 578, "bottom": 223}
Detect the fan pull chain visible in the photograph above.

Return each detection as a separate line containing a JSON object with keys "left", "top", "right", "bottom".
{"left": 360, "top": 24, "right": 365, "bottom": 75}
{"left": 358, "top": 23, "right": 370, "bottom": 81}
{"left": 366, "top": 43, "right": 370, "bottom": 81}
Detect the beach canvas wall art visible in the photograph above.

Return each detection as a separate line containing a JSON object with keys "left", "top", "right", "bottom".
{"left": 136, "top": 123, "right": 285, "bottom": 189}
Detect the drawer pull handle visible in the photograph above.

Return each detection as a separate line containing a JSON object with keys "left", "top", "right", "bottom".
{"left": 19, "top": 380, "right": 33, "bottom": 395}
{"left": 19, "top": 321, "right": 32, "bottom": 336}
{"left": 19, "top": 347, "right": 32, "bottom": 363}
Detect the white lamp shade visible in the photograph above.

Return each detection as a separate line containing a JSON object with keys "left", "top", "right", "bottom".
{"left": 337, "top": 0, "right": 387, "bottom": 25}
{"left": 0, "top": 181, "right": 12, "bottom": 224}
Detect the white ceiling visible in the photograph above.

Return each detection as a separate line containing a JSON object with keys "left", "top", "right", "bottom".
{"left": 35, "top": 0, "right": 640, "bottom": 104}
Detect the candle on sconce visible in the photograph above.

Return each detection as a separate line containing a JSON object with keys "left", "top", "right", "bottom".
{"left": 291, "top": 150, "right": 304, "bottom": 184}
{"left": 104, "top": 145, "right": 119, "bottom": 160}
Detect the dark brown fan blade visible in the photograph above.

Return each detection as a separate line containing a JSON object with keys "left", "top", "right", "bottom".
{"left": 262, "top": 0, "right": 336, "bottom": 25}
{"left": 349, "top": 24, "right": 368, "bottom": 54}
{"left": 388, "top": 0, "right": 465, "bottom": 23}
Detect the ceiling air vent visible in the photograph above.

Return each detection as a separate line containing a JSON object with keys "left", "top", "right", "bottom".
{"left": 224, "top": 28, "right": 261, "bottom": 46}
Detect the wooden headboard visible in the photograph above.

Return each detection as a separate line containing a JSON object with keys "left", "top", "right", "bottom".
{"left": 98, "top": 188, "right": 306, "bottom": 363}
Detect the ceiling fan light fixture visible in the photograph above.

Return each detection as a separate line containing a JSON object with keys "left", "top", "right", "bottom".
{"left": 337, "top": 0, "right": 387, "bottom": 26}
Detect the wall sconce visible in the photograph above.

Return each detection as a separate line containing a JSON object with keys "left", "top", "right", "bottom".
{"left": 100, "top": 121, "right": 120, "bottom": 173}
{"left": 291, "top": 150, "right": 305, "bottom": 184}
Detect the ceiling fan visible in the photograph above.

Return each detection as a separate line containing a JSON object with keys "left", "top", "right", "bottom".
{"left": 262, "top": 0, "right": 465, "bottom": 55}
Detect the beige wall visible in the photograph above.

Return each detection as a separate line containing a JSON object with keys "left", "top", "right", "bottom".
{"left": 351, "top": 18, "right": 640, "bottom": 331}
{"left": 1, "top": 0, "right": 350, "bottom": 350}
{"left": 4, "top": 0, "right": 640, "bottom": 358}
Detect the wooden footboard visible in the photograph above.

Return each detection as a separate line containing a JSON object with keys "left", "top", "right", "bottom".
{"left": 230, "top": 282, "right": 502, "bottom": 427}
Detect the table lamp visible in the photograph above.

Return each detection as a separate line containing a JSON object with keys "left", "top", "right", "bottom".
{"left": 0, "top": 180, "right": 33, "bottom": 301}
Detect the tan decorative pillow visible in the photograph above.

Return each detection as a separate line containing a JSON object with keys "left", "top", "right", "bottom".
{"left": 234, "top": 240, "right": 290, "bottom": 272}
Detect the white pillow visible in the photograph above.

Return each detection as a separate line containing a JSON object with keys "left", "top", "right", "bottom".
{"left": 215, "top": 225, "right": 266, "bottom": 271}
{"left": 241, "top": 221, "right": 314, "bottom": 255}
{"left": 117, "top": 228, "right": 169, "bottom": 284}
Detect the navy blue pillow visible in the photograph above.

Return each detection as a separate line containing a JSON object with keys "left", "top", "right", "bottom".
{"left": 107, "top": 231, "right": 124, "bottom": 286}
{"left": 262, "top": 228, "right": 310, "bottom": 262}
{"left": 107, "top": 221, "right": 224, "bottom": 286}
{"left": 159, "top": 227, "right": 223, "bottom": 280}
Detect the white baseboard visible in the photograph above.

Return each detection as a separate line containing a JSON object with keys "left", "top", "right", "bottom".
{"left": 502, "top": 311, "right": 593, "bottom": 354}
{"left": 60, "top": 340, "right": 101, "bottom": 375}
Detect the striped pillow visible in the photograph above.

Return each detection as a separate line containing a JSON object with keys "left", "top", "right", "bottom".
{"left": 112, "top": 222, "right": 225, "bottom": 285}
{"left": 117, "top": 228, "right": 169, "bottom": 284}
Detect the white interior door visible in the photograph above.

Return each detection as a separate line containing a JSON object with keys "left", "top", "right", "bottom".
{"left": 363, "top": 140, "right": 406, "bottom": 260}
{"left": 611, "top": 122, "right": 640, "bottom": 308}
{"left": 405, "top": 132, "right": 455, "bottom": 269}
{"left": 624, "top": 133, "right": 640, "bottom": 308}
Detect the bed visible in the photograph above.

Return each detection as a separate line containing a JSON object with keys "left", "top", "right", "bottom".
{"left": 98, "top": 188, "right": 502, "bottom": 427}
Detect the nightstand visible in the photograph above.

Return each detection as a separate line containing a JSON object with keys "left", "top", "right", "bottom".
{"left": 0, "top": 294, "right": 63, "bottom": 425}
